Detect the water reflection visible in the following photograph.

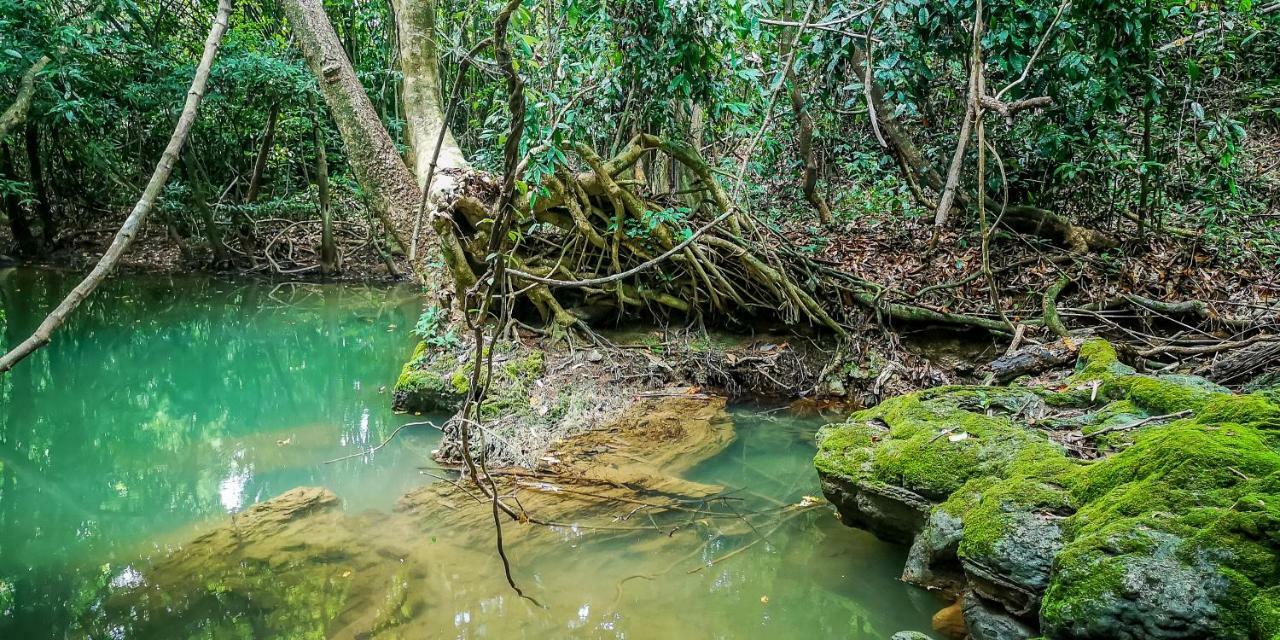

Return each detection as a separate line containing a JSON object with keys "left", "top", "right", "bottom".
{"left": 0, "top": 269, "right": 941, "bottom": 638}
{"left": 0, "top": 267, "right": 432, "bottom": 633}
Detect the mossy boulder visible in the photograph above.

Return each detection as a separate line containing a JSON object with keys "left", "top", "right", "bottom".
{"left": 816, "top": 338, "right": 1280, "bottom": 640}
{"left": 392, "top": 340, "right": 545, "bottom": 417}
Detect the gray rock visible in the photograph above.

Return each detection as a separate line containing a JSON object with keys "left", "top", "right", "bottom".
{"left": 819, "top": 474, "right": 932, "bottom": 544}
{"left": 890, "top": 632, "right": 936, "bottom": 640}
{"left": 963, "top": 510, "right": 1064, "bottom": 617}
{"left": 903, "top": 507, "right": 965, "bottom": 592}
{"left": 1041, "top": 527, "right": 1237, "bottom": 640}
{"left": 963, "top": 591, "right": 1035, "bottom": 640}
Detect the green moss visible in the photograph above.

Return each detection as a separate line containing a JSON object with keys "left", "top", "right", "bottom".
{"left": 816, "top": 340, "right": 1280, "bottom": 637}
{"left": 1250, "top": 586, "right": 1280, "bottom": 640}
{"left": 450, "top": 370, "right": 471, "bottom": 395}
{"left": 814, "top": 421, "right": 878, "bottom": 479}
{"left": 818, "top": 387, "right": 1066, "bottom": 501}
{"left": 1197, "top": 392, "right": 1280, "bottom": 430}
{"left": 1072, "top": 338, "right": 1135, "bottom": 383}
{"left": 1106, "top": 374, "right": 1220, "bottom": 414}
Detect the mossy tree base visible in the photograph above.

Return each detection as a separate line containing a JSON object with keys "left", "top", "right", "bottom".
{"left": 815, "top": 339, "right": 1280, "bottom": 640}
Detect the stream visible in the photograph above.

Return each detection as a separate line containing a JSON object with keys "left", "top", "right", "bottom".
{"left": 0, "top": 268, "right": 939, "bottom": 638}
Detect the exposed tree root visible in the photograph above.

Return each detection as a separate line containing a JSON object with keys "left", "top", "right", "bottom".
{"left": 432, "top": 133, "right": 1019, "bottom": 336}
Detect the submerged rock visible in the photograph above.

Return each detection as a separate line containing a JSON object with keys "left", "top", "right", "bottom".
{"left": 891, "top": 631, "right": 938, "bottom": 640}
{"left": 815, "top": 338, "right": 1280, "bottom": 640}
{"left": 83, "top": 396, "right": 752, "bottom": 637}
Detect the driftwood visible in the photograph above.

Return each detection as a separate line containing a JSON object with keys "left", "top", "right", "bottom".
{"left": 1197, "top": 338, "right": 1280, "bottom": 386}
{"left": 985, "top": 338, "right": 1080, "bottom": 383}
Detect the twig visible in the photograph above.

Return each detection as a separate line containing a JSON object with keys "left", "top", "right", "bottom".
{"left": 323, "top": 420, "right": 439, "bottom": 464}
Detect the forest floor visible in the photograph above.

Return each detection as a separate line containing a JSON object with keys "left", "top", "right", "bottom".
{"left": 0, "top": 215, "right": 407, "bottom": 283}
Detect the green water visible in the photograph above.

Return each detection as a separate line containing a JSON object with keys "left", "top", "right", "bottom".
{"left": 0, "top": 268, "right": 939, "bottom": 638}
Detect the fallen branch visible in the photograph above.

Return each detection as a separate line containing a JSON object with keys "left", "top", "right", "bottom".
{"left": 1140, "top": 334, "right": 1277, "bottom": 359}
{"left": 1088, "top": 410, "right": 1193, "bottom": 437}
{"left": 323, "top": 420, "right": 439, "bottom": 464}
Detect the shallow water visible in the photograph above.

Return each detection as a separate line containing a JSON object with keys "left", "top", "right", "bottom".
{"left": 0, "top": 268, "right": 938, "bottom": 638}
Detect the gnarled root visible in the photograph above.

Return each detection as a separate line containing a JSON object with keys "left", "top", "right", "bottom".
{"left": 433, "top": 134, "right": 1001, "bottom": 336}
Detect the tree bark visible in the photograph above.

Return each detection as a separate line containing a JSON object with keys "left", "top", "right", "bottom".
{"left": 787, "top": 70, "right": 832, "bottom": 225}
{"left": 312, "top": 94, "right": 338, "bottom": 275}
{"left": 0, "top": 55, "right": 51, "bottom": 140}
{"left": 0, "top": 0, "right": 233, "bottom": 375}
{"left": 243, "top": 102, "right": 279, "bottom": 204}
{"left": 24, "top": 122, "right": 54, "bottom": 247}
{"left": 781, "top": 0, "right": 832, "bottom": 226}
{"left": 282, "top": 0, "right": 422, "bottom": 250}
{"left": 183, "top": 147, "right": 230, "bottom": 265}
{"left": 2, "top": 142, "right": 37, "bottom": 256}
{"left": 391, "top": 0, "right": 468, "bottom": 183}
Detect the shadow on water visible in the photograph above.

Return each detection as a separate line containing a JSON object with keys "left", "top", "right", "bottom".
{"left": 0, "top": 268, "right": 940, "bottom": 638}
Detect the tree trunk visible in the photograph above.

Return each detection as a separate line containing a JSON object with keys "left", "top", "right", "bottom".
{"left": 1, "top": 142, "right": 37, "bottom": 256}
{"left": 281, "top": 0, "right": 423, "bottom": 250}
{"left": 0, "top": 56, "right": 51, "bottom": 140}
{"left": 183, "top": 148, "right": 230, "bottom": 266}
{"left": 391, "top": 0, "right": 468, "bottom": 183}
{"left": 0, "top": 0, "right": 232, "bottom": 375}
{"left": 781, "top": 0, "right": 832, "bottom": 226}
{"left": 243, "top": 102, "right": 279, "bottom": 204}
{"left": 312, "top": 95, "right": 338, "bottom": 275}
{"left": 24, "top": 122, "right": 54, "bottom": 247}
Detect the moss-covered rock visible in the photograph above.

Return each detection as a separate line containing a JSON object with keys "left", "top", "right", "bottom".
{"left": 391, "top": 340, "right": 545, "bottom": 418}
{"left": 816, "top": 339, "right": 1280, "bottom": 640}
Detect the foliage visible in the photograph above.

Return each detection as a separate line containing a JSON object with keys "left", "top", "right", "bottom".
{"left": 411, "top": 305, "right": 459, "bottom": 349}
{"left": 0, "top": 0, "right": 1276, "bottom": 265}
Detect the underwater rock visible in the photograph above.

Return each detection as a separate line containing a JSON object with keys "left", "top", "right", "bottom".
{"left": 930, "top": 599, "right": 967, "bottom": 639}
{"left": 891, "top": 631, "right": 937, "bottom": 640}
{"left": 816, "top": 338, "right": 1280, "bottom": 640}
{"left": 83, "top": 397, "right": 746, "bottom": 637}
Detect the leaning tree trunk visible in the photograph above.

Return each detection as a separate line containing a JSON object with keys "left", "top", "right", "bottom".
{"left": 282, "top": 0, "right": 423, "bottom": 255}
{"left": 392, "top": 0, "right": 468, "bottom": 183}
{"left": 0, "top": 55, "right": 51, "bottom": 140}
{"left": 0, "top": 0, "right": 233, "bottom": 375}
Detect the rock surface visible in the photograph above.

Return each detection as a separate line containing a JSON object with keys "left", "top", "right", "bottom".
{"left": 815, "top": 339, "right": 1280, "bottom": 640}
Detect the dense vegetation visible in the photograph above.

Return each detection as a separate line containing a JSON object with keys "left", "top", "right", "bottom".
{"left": 2, "top": 0, "right": 1276, "bottom": 275}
